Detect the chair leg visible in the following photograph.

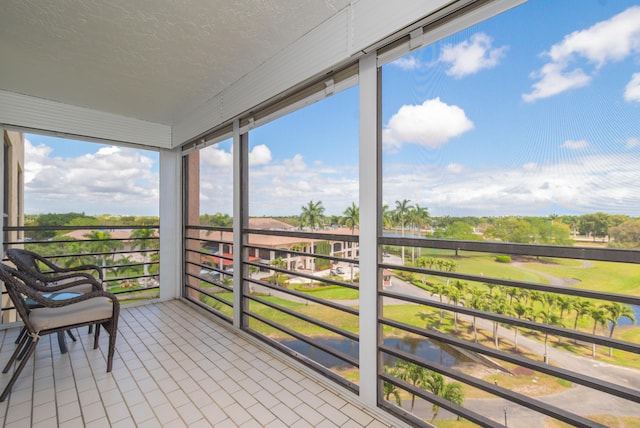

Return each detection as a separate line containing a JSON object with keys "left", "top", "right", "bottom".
{"left": 14, "top": 333, "right": 33, "bottom": 364}
{"left": 0, "top": 339, "right": 38, "bottom": 402}
{"left": 14, "top": 326, "right": 26, "bottom": 344}
{"left": 66, "top": 329, "right": 77, "bottom": 342}
{"left": 93, "top": 324, "right": 101, "bottom": 350}
{"left": 106, "top": 323, "right": 117, "bottom": 372}
{"left": 3, "top": 333, "right": 28, "bottom": 374}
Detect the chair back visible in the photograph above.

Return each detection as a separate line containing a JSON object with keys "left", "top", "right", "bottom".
{"left": 0, "top": 262, "right": 39, "bottom": 333}
{"left": 6, "top": 248, "right": 45, "bottom": 276}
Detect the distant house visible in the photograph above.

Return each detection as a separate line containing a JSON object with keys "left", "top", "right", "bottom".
{"left": 200, "top": 218, "right": 359, "bottom": 272}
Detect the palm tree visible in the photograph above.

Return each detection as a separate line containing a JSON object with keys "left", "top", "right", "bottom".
{"left": 556, "top": 295, "right": 572, "bottom": 318}
{"left": 571, "top": 298, "right": 593, "bottom": 343}
{"left": 604, "top": 302, "right": 636, "bottom": 357}
{"left": 383, "top": 366, "right": 402, "bottom": 406}
{"left": 269, "top": 257, "right": 288, "bottom": 286}
{"left": 300, "top": 200, "right": 325, "bottom": 231}
{"left": 394, "top": 199, "right": 411, "bottom": 265}
{"left": 536, "top": 309, "right": 563, "bottom": 363}
{"left": 466, "top": 288, "right": 487, "bottom": 343}
{"left": 131, "top": 228, "right": 158, "bottom": 276}
{"left": 342, "top": 202, "right": 359, "bottom": 234}
{"left": 430, "top": 282, "right": 447, "bottom": 325}
{"left": 423, "top": 370, "right": 465, "bottom": 423}
{"left": 83, "top": 230, "right": 124, "bottom": 280}
{"left": 445, "top": 287, "right": 463, "bottom": 332}
{"left": 395, "top": 361, "right": 425, "bottom": 412}
{"left": 590, "top": 306, "right": 608, "bottom": 357}
{"left": 513, "top": 302, "right": 528, "bottom": 352}
{"left": 381, "top": 204, "right": 394, "bottom": 231}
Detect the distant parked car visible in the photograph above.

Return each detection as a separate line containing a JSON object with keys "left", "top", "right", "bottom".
{"left": 335, "top": 267, "right": 345, "bottom": 274}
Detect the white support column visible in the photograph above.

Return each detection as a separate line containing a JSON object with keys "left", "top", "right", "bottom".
{"left": 358, "top": 52, "right": 381, "bottom": 407}
{"left": 232, "top": 120, "right": 246, "bottom": 328}
{"left": 159, "top": 148, "right": 182, "bottom": 300}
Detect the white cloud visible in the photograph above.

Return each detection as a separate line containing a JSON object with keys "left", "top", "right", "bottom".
{"left": 439, "top": 33, "right": 507, "bottom": 78}
{"left": 383, "top": 97, "right": 474, "bottom": 150}
{"left": 445, "top": 163, "right": 464, "bottom": 173}
{"left": 383, "top": 152, "right": 640, "bottom": 217}
{"left": 249, "top": 144, "right": 272, "bottom": 166}
{"left": 625, "top": 72, "right": 640, "bottom": 102}
{"left": 391, "top": 56, "right": 422, "bottom": 70}
{"left": 562, "top": 139, "right": 589, "bottom": 150}
{"left": 523, "top": 6, "right": 640, "bottom": 102}
{"left": 627, "top": 137, "right": 640, "bottom": 148}
{"left": 24, "top": 139, "right": 159, "bottom": 215}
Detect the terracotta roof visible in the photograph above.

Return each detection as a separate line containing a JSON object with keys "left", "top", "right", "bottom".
{"left": 248, "top": 218, "right": 295, "bottom": 230}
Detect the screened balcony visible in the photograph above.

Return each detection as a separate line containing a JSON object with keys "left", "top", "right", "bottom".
{"left": 2, "top": 0, "right": 640, "bottom": 427}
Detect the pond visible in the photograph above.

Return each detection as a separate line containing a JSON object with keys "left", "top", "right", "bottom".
{"left": 279, "top": 336, "right": 475, "bottom": 370}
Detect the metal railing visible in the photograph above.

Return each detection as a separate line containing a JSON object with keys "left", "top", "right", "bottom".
{"left": 183, "top": 225, "right": 361, "bottom": 392}
{"left": 378, "top": 236, "right": 640, "bottom": 427}
{"left": 1, "top": 225, "right": 160, "bottom": 323}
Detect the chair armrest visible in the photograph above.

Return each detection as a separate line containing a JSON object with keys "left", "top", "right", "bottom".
{"left": 40, "top": 258, "right": 103, "bottom": 281}
{"left": 39, "top": 273, "right": 103, "bottom": 292}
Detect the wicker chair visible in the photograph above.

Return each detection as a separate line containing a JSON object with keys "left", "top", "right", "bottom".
{"left": 5, "top": 248, "right": 104, "bottom": 293}
{"left": 0, "top": 262, "right": 119, "bottom": 402}
{"left": 6, "top": 248, "right": 105, "bottom": 346}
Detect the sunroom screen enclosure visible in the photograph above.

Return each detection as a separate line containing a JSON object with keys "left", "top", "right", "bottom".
{"left": 183, "top": 1, "right": 640, "bottom": 426}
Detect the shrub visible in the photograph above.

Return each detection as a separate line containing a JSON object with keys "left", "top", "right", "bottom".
{"left": 495, "top": 255, "right": 511, "bottom": 263}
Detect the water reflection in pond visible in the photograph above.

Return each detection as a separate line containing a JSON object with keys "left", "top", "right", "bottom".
{"left": 280, "top": 336, "right": 474, "bottom": 369}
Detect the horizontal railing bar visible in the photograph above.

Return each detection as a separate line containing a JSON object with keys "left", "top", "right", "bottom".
{"left": 380, "top": 289, "right": 640, "bottom": 354}
{"left": 245, "top": 294, "right": 359, "bottom": 342}
{"left": 185, "top": 260, "right": 231, "bottom": 277}
{"left": 380, "top": 345, "right": 608, "bottom": 428}
{"left": 244, "top": 244, "right": 359, "bottom": 266}
{"left": 244, "top": 310, "right": 360, "bottom": 367}
{"left": 380, "top": 317, "right": 640, "bottom": 403}
{"left": 379, "top": 236, "right": 640, "bottom": 264}
{"left": 245, "top": 330, "right": 359, "bottom": 394}
{"left": 381, "top": 263, "right": 640, "bottom": 306}
{"left": 184, "top": 295, "right": 233, "bottom": 324}
{"left": 185, "top": 284, "right": 233, "bottom": 307}
{"left": 5, "top": 225, "right": 159, "bottom": 231}
{"left": 245, "top": 228, "right": 359, "bottom": 243}
{"left": 184, "top": 225, "right": 230, "bottom": 233}
{"left": 247, "top": 260, "right": 359, "bottom": 291}
{"left": 184, "top": 235, "right": 233, "bottom": 246}
{"left": 380, "top": 373, "right": 503, "bottom": 428}
{"left": 185, "top": 273, "right": 233, "bottom": 293}
{"left": 246, "top": 277, "right": 359, "bottom": 316}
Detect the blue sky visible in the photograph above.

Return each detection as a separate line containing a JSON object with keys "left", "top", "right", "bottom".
{"left": 25, "top": 0, "right": 640, "bottom": 218}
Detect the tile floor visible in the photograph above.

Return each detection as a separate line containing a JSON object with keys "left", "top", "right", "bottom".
{"left": 0, "top": 300, "right": 404, "bottom": 427}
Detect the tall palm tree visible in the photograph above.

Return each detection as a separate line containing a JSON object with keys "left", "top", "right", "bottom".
{"left": 556, "top": 295, "right": 572, "bottom": 318}
{"left": 604, "top": 302, "right": 636, "bottom": 357}
{"left": 83, "top": 230, "right": 124, "bottom": 280}
{"left": 513, "top": 302, "right": 528, "bottom": 352}
{"left": 423, "top": 370, "right": 465, "bottom": 423}
{"left": 383, "top": 366, "right": 402, "bottom": 406}
{"left": 394, "top": 199, "right": 411, "bottom": 265}
{"left": 537, "top": 309, "right": 563, "bottom": 363}
{"left": 131, "top": 228, "right": 158, "bottom": 276}
{"left": 395, "top": 360, "right": 426, "bottom": 412}
{"left": 300, "top": 200, "right": 325, "bottom": 231}
{"left": 466, "top": 288, "right": 487, "bottom": 343}
{"left": 342, "top": 202, "right": 359, "bottom": 234}
{"left": 590, "top": 306, "right": 608, "bottom": 357}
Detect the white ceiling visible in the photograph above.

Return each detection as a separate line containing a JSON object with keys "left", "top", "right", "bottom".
{"left": 0, "top": 0, "right": 350, "bottom": 126}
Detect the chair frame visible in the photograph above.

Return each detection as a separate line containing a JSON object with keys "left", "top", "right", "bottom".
{"left": 5, "top": 248, "right": 104, "bottom": 291}
{"left": 0, "top": 263, "right": 119, "bottom": 402}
